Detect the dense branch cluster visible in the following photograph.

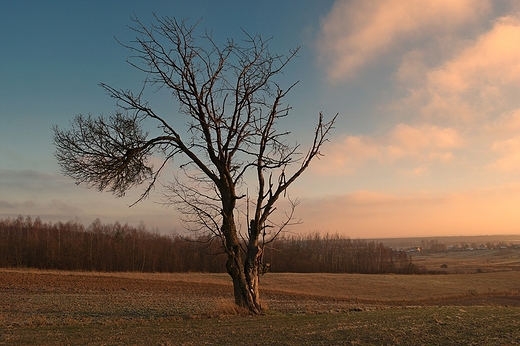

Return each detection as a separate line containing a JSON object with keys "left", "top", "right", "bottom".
{"left": 53, "top": 113, "right": 155, "bottom": 198}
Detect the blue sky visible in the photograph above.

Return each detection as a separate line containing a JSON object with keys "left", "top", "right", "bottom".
{"left": 2, "top": 0, "right": 520, "bottom": 238}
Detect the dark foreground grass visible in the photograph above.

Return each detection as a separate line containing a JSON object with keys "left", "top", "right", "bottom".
{"left": 2, "top": 306, "right": 520, "bottom": 345}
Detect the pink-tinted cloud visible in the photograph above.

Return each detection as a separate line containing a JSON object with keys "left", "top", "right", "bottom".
{"left": 389, "top": 124, "right": 463, "bottom": 159}
{"left": 318, "top": 0, "right": 490, "bottom": 81}
{"left": 387, "top": 13, "right": 520, "bottom": 175}
{"left": 488, "top": 136, "right": 520, "bottom": 171}
{"left": 484, "top": 109, "right": 520, "bottom": 135}
{"left": 315, "top": 124, "right": 463, "bottom": 175}
{"left": 402, "top": 14, "right": 520, "bottom": 123}
{"left": 315, "top": 135, "right": 382, "bottom": 175}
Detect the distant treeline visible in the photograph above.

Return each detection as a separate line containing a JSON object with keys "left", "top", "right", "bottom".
{"left": 264, "top": 233, "right": 414, "bottom": 274}
{"left": 0, "top": 216, "right": 415, "bottom": 274}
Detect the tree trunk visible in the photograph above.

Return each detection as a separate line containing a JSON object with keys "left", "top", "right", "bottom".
{"left": 221, "top": 212, "right": 263, "bottom": 314}
{"left": 244, "top": 241, "right": 262, "bottom": 306}
{"left": 226, "top": 252, "right": 262, "bottom": 314}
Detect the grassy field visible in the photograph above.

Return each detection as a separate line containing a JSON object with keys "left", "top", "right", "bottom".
{"left": 1, "top": 251, "right": 520, "bottom": 345}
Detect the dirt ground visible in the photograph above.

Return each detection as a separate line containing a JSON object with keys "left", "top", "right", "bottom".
{"left": 1, "top": 269, "right": 520, "bottom": 323}
{"left": 2, "top": 269, "right": 520, "bottom": 345}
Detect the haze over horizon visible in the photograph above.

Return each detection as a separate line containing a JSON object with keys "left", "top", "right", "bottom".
{"left": 2, "top": 0, "right": 520, "bottom": 238}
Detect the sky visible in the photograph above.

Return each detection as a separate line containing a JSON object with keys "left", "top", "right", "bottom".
{"left": 2, "top": 0, "right": 520, "bottom": 239}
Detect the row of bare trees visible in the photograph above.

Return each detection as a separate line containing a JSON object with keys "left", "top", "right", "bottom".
{"left": 0, "top": 216, "right": 414, "bottom": 274}
{"left": 265, "top": 233, "right": 415, "bottom": 274}
{"left": 0, "top": 216, "right": 223, "bottom": 272}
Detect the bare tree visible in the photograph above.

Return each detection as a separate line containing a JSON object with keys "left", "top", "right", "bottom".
{"left": 53, "top": 15, "right": 336, "bottom": 314}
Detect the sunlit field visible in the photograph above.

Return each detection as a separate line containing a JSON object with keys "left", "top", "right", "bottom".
{"left": 412, "top": 249, "right": 520, "bottom": 273}
{"left": 2, "top": 249, "right": 520, "bottom": 345}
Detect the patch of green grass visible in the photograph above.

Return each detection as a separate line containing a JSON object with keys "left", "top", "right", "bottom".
{"left": 3, "top": 307, "right": 520, "bottom": 345}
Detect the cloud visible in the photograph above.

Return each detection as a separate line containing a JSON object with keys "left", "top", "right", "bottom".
{"left": 487, "top": 136, "right": 520, "bottom": 171}
{"left": 0, "top": 200, "right": 16, "bottom": 209}
{"left": 0, "top": 168, "right": 183, "bottom": 233}
{"left": 0, "top": 169, "right": 71, "bottom": 192}
{"left": 292, "top": 184, "right": 520, "bottom": 238}
{"left": 389, "top": 124, "right": 463, "bottom": 158}
{"left": 383, "top": 12, "right": 520, "bottom": 174}
{"left": 316, "top": 135, "right": 382, "bottom": 175}
{"left": 49, "top": 199, "right": 82, "bottom": 215}
{"left": 306, "top": 3, "right": 520, "bottom": 237}
{"left": 480, "top": 110, "right": 520, "bottom": 172}
{"left": 315, "top": 124, "right": 463, "bottom": 175}
{"left": 317, "top": 0, "right": 490, "bottom": 81}
{"left": 485, "top": 109, "right": 520, "bottom": 135}
{"left": 393, "top": 13, "right": 520, "bottom": 124}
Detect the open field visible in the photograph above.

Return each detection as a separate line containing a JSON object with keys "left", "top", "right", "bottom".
{"left": 1, "top": 263, "right": 520, "bottom": 345}
{"left": 411, "top": 248, "right": 520, "bottom": 274}
{"left": 377, "top": 234, "right": 520, "bottom": 249}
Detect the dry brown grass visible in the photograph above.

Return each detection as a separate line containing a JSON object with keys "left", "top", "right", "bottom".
{"left": 3, "top": 267, "right": 520, "bottom": 303}
{"left": 411, "top": 249, "right": 520, "bottom": 274}
{"left": 205, "top": 298, "right": 253, "bottom": 318}
{"left": 261, "top": 271, "right": 520, "bottom": 303}
{"left": 2, "top": 267, "right": 520, "bottom": 314}
{"left": 2, "top": 267, "right": 520, "bottom": 345}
